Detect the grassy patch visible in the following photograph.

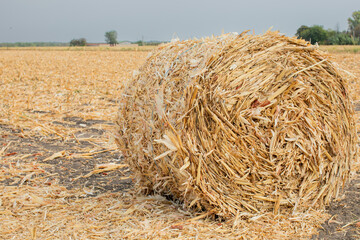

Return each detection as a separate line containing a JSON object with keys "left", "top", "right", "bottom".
{"left": 320, "top": 45, "right": 360, "bottom": 54}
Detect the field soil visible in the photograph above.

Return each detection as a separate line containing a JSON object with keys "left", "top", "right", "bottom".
{"left": 1, "top": 49, "right": 360, "bottom": 239}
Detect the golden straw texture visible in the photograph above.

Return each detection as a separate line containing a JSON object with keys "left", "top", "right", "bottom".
{"left": 116, "top": 31, "right": 357, "bottom": 218}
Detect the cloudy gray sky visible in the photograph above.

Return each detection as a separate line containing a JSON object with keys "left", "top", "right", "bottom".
{"left": 1, "top": 0, "right": 359, "bottom": 43}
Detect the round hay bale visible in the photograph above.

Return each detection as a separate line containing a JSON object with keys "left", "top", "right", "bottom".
{"left": 115, "top": 31, "right": 357, "bottom": 217}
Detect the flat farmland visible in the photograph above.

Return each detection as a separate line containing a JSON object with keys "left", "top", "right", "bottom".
{"left": 0, "top": 49, "right": 360, "bottom": 239}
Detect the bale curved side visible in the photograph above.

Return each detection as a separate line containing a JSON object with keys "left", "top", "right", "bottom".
{"left": 115, "top": 31, "right": 357, "bottom": 218}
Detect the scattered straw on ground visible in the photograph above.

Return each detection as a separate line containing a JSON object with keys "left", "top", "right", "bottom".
{"left": 0, "top": 50, "right": 148, "bottom": 140}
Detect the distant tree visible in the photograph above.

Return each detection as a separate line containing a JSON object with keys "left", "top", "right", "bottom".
{"left": 348, "top": 10, "right": 360, "bottom": 38}
{"left": 70, "top": 39, "right": 77, "bottom": 46}
{"left": 134, "top": 40, "right": 144, "bottom": 46}
{"left": 353, "top": 25, "right": 360, "bottom": 40}
{"left": 132, "top": 40, "right": 164, "bottom": 46}
{"left": 295, "top": 25, "right": 328, "bottom": 44}
{"left": 78, "top": 38, "right": 87, "bottom": 46}
{"left": 70, "top": 38, "right": 87, "bottom": 46}
{"left": 295, "top": 25, "right": 309, "bottom": 37}
{"left": 327, "top": 30, "right": 354, "bottom": 45}
{"left": 105, "top": 31, "right": 118, "bottom": 46}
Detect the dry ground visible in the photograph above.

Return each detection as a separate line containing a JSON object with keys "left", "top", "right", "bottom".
{"left": 0, "top": 48, "right": 359, "bottom": 239}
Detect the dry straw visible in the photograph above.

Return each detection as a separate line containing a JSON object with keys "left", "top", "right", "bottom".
{"left": 116, "top": 31, "right": 357, "bottom": 218}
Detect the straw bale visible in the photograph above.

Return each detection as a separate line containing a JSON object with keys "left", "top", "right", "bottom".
{"left": 116, "top": 31, "right": 357, "bottom": 218}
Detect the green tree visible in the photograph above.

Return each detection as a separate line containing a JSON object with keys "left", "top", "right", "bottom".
{"left": 78, "top": 38, "right": 87, "bottom": 46}
{"left": 70, "top": 38, "right": 87, "bottom": 46}
{"left": 327, "top": 30, "right": 353, "bottom": 45}
{"left": 353, "top": 25, "right": 360, "bottom": 40}
{"left": 295, "top": 25, "right": 328, "bottom": 44}
{"left": 295, "top": 25, "right": 309, "bottom": 37}
{"left": 105, "top": 30, "right": 118, "bottom": 46}
{"left": 348, "top": 10, "right": 360, "bottom": 38}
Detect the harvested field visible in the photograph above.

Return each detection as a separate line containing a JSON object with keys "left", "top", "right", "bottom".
{"left": 0, "top": 48, "right": 360, "bottom": 239}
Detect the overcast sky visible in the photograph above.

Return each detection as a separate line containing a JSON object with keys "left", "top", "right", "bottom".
{"left": 1, "top": 0, "right": 359, "bottom": 43}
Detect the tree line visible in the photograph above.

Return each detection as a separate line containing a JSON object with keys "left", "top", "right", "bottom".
{"left": 0, "top": 42, "right": 68, "bottom": 47}
{"left": 70, "top": 38, "right": 87, "bottom": 46}
{"left": 69, "top": 30, "right": 164, "bottom": 47}
{"left": 296, "top": 10, "right": 360, "bottom": 45}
